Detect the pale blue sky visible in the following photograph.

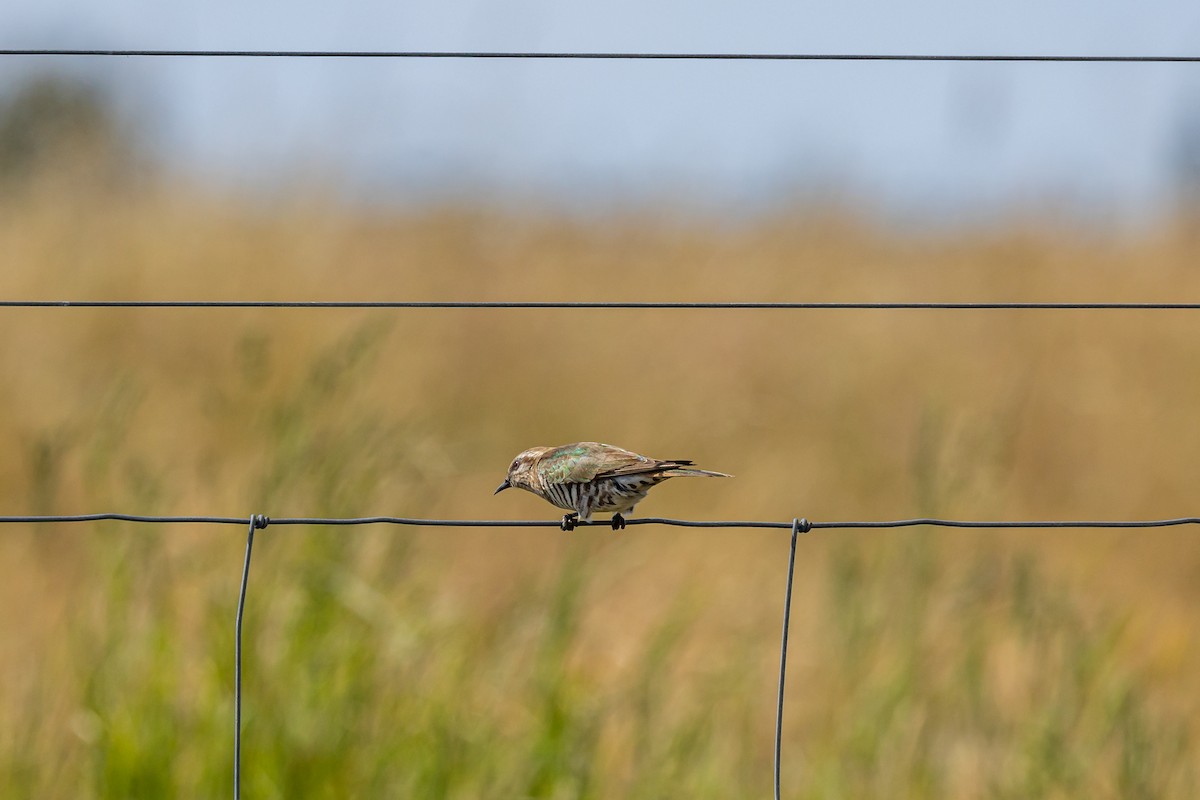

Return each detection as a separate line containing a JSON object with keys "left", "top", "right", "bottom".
{"left": 3, "top": 0, "right": 1200, "bottom": 219}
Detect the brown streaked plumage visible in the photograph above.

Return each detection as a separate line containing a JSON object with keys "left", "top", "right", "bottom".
{"left": 494, "top": 442, "right": 732, "bottom": 530}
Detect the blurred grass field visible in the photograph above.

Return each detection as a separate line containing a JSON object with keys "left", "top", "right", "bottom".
{"left": 1, "top": 175, "right": 1199, "bottom": 797}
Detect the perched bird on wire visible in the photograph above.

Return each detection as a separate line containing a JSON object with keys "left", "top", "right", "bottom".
{"left": 494, "top": 441, "right": 732, "bottom": 530}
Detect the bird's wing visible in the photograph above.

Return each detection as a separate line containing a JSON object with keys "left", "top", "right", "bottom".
{"left": 542, "top": 443, "right": 669, "bottom": 483}
{"left": 595, "top": 459, "right": 697, "bottom": 479}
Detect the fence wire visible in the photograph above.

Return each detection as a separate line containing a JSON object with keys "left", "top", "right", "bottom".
{"left": 234, "top": 516, "right": 266, "bottom": 800}
{"left": 3, "top": 512, "right": 1197, "bottom": 798}
{"left": 4, "top": 300, "right": 1200, "bottom": 310}
{"left": 2, "top": 49, "right": 1199, "bottom": 62}
{"left": 3, "top": 513, "right": 1198, "bottom": 528}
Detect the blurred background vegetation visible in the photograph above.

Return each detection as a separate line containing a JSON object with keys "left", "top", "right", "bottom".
{"left": 0, "top": 72, "right": 1198, "bottom": 798}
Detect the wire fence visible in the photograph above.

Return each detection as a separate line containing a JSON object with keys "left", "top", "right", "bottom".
{"left": 5, "top": 270, "right": 1199, "bottom": 787}
{"left": 5, "top": 34, "right": 1199, "bottom": 800}
{"left": 4, "top": 512, "right": 1197, "bottom": 799}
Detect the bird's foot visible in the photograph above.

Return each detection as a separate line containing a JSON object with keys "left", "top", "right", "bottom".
{"left": 611, "top": 513, "right": 626, "bottom": 531}
{"left": 560, "top": 513, "right": 579, "bottom": 532}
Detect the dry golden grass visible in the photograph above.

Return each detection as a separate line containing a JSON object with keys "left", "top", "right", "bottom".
{"left": 1, "top": 179, "right": 1198, "bottom": 796}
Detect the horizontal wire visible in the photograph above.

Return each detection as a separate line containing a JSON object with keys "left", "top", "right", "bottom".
{"left": 1, "top": 514, "right": 1197, "bottom": 529}
{"left": 1, "top": 49, "right": 1198, "bottom": 62}
{"left": 3, "top": 300, "right": 1200, "bottom": 310}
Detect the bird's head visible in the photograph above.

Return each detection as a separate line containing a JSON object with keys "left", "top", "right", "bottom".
{"left": 494, "top": 446, "right": 552, "bottom": 495}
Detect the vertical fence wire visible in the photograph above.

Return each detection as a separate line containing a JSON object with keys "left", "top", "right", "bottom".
{"left": 235, "top": 515, "right": 268, "bottom": 800}
{"left": 774, "top": 518, "right": 808, "bottom": 799}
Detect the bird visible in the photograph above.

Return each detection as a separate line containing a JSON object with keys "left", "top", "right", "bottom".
{"left": 494, "top": 442, "right": 732, "bottom": 531}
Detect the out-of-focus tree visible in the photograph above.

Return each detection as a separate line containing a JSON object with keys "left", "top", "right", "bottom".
{"left": 0, "top": 73, "right": 140, "bottom": 191}
{"left": 1172, "top": 101, "right": 1200, "bottom": 213}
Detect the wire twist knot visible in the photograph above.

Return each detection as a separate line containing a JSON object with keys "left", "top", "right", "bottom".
{"left": 251, "top": 514, "right": 270, "bottom": 529}
{"left": 793, "top": 517, "right": 811, "bottom": 534}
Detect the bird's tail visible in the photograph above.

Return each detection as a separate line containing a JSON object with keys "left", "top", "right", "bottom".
{"left": 660, "top": 467, "right": 733, "bottom": 479}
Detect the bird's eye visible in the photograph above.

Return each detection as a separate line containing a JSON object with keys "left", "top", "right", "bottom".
{"left": 510, "top": 460, "right": 520, "bottom": 472}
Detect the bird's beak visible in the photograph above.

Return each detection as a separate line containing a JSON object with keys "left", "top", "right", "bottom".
{"left": 494, "top": 479, "right": 512, "bottom": 495}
